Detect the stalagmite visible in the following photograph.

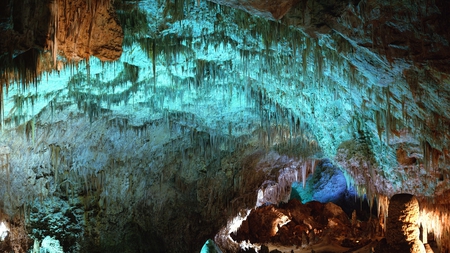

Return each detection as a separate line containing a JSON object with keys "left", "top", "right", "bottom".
{"left": 384, "top": 194, "right": 425, "bottom": 253}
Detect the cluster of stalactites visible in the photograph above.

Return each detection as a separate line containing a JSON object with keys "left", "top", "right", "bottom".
{"left": 256, "top": 159, "right": 317, "bottom": 206}
{"left": 342, "top": 166, "right": 390, "bottom": 233}
{"left": 6, "top": 0, "right": 449, "bottom": 187}
{"left": 419, "top": 201, "right": 450, "bottom": 252}
{"left": 0, "top": 0, "right": 119, "bottom": 127}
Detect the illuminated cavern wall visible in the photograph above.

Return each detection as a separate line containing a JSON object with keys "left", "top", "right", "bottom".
{"left": 0, "top": 0, "right": 450, "bottom": 252}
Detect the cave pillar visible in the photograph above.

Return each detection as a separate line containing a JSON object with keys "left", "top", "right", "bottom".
{"left": 387, "top": 193, "right": 425, "bottom": 253}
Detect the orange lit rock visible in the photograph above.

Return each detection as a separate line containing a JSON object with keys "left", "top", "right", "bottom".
{"left": 386, "top": 194, "right": 425, "bottom": 253}
{"left": 233, "top": 205, "right": 290, "bottom": 243}
{"left": 396, "top": 147, "right": 417, "bottom": 166}
{"left": 424, "top": 243, "right": 435, "bottom": 253}
{"left": 0, "top": 0, "right": 122, "bottom": 63}
{"left": 50, "top": 0, "right": 123, "bottom": 62}
{"left": 231, "top": 199, "right": 362, "bottom": 248}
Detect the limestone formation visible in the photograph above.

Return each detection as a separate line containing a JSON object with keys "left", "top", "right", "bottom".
{"left": 0, "top": 0, "right": 450, "bottom": 252}
{"left": 386, "top": 194, "right": 425, "bottom": 253}
{"left": 51, "top": 0, "right": 123, "bottom": 62}
{"left": 229, "top": 198, "right": 384, "bottom": 252}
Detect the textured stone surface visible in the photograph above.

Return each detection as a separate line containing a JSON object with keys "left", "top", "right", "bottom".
{"left": 424, "top": 243, "right": 435, "bottom": 253}
{"left": 0, "top": 0, "right": 122, "bottom": 65}
{"left": 52, "top": 0, "right": 123, "bottom": 61}
{"left": 230, "top": 199, "right": 376, "bottom": 252}
{"left": 209, "top": 0, "right": 450, "bottom": 200}
{"left": 386, "top": 194, "right": 425, "bottom": 253}
{"left": 208, "top": 0, "right": 299, "bottom": 20}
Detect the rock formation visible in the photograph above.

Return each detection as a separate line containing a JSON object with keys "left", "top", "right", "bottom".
{"left": 386, "top": 194, "right": 425, "bottom": 253}
{"left": 0, "top": 0, "right": 450, "bottom": 252}
{"left": 229, "top": 198, "right": 377, "bottom": 252}
{"left": 373, "top": 193, "right": 430, "bottom": 253}
{"left": 0, "top": 0, "right": 122, "bottom": 87}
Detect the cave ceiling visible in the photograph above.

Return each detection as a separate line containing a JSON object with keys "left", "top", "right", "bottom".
{"left": 1, "top": 0, "right": 450, "bottom": 214}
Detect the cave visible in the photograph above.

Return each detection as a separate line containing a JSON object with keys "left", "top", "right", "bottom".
{"left": 0, "top": 0, "right": 450, "bottom": 252}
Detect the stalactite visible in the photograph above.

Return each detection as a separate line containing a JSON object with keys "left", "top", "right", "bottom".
{"left": 419, "top": 200, "right": 450, "bottom": 252}
{"left": 377, "top": 194, "right": 389, "bottom": 234}
{"left": 385, "top": 86, "right": 391, "bottom": 145}
{"left": 51, "top": 0, "right": 59, "bottom": 68}
{"left": 301, "top": 162, "right": 307, "bottom": 188}
{"left": 257, "top": 161, "right": 320, "bottom": 206}
{"left": 374, "top": 110, "right": 383, "bottom": 141}
{"left": 302, "top": 45, "right": 308, "bottom": 76}
{"left": 422, "top": 140, "right": 431, "bottom": 171}
{"left": 50, "top": 144, "right": 61, "bottom": 184}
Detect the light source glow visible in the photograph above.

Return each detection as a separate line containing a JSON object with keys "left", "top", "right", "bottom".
{"left": 0, "top": 221, "right": 9, "bottom": 241}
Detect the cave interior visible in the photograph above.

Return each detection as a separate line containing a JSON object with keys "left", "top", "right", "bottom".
{"left": 0, "top": 0, "right": 450, "bottom": 252}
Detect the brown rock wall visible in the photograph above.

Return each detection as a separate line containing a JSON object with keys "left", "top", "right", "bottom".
{"left": 51, "top": 0, "right": 123, "bottom": 62}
